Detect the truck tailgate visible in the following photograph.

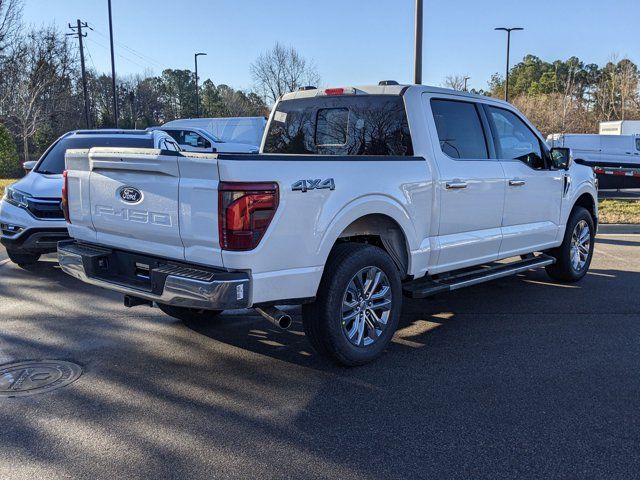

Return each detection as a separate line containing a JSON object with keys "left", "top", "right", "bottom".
{"left": 87, "top": 148, "right": 185, "bottom": 260}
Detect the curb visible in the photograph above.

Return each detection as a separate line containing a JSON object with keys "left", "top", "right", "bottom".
{"left": 598, "top": 224, "right": 640, "bottom": 234}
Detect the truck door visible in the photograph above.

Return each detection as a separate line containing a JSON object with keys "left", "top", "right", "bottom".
{"left": 423, "top": 94, "right": 505, "bottom": 272}
{"left": 484, "top": 105, "right": 563, "bottom": 256}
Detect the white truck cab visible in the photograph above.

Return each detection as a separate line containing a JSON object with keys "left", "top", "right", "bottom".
{"left": 58, "top": 84, "right": 598, "bottom": 365}
{"left": 155, "top": 125, "right": 258, "bottom": 154}
{"left": 0, "top": 129, "right": 179, "bottom": 266}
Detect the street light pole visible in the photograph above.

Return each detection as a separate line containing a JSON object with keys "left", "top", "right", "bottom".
{"left": 414, "top": 0, "right": 423, "bottom": 84}
{"left": 194, "top": 52, "right": 207, "bottom": 118}
{"left": 494, "top": 27, "right": 523, "bottom": 102}
{"left": 463, "top": 76, "right": 470, "bottom": 92}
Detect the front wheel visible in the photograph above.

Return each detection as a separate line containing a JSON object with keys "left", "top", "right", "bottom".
{"left": 545, "top": 206, "right": 595, "bottom": 282}
{"left": 157, "top": 304, "right": 223, "bottom": 323}
{"left": 302, "top": 243, "right": 402, "bottom": 366}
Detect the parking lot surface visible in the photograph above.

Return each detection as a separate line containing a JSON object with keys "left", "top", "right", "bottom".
{"left": 1, "top": 236, "right": 639, "bottom": 479}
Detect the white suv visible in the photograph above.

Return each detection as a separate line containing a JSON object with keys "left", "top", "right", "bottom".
{"left": 0, "top": 129, "right": 179, "bottom": 266}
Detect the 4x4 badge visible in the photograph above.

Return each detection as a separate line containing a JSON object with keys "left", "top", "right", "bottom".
{"left": 292, "top": 178, "right": 335, "bottom": 192}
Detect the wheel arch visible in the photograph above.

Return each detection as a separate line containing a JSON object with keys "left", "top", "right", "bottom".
{"left": 317, "top": 197, "right": 417, "bottom": 279}
{"left": 572, "top": 191, "right": 598, "bottom": 228}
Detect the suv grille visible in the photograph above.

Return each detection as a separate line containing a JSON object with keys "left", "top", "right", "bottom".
{"left": 27, "top": 198, "right": 64, "bottom": 220}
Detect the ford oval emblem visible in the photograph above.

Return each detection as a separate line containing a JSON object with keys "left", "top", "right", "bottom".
{"left": 119, "top": 186, "right": 142, "bottom": 203}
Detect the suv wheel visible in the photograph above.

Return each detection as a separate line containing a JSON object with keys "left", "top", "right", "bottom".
{"left": 546, "top": 206, "right": 595, "bottom": 282}
{"left": 157, "top": 304, "right": 223, "bottom": 323}
{"left": 6, "top": 250, "right": 41, "bottom": 267}
{"left": 302, "top": 243, "right": 402, "bottom": 366}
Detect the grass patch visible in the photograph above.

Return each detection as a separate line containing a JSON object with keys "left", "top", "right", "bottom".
{"left": 0, "top": 178, "right": 17, "bottom": 198}
{"left": 599, "top": 199, "right": 640, "bottom": 224}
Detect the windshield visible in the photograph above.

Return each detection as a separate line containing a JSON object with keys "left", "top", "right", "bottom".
{"left": 35, "top": 136, "right": 154, "bottom": 174}
{"left": 263, "top": 95, "right": 413, "bottom": 156}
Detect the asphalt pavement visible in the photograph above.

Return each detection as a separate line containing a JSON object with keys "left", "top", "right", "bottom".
{"left": 0, "top": 236, "right": 639, "bottom": 479}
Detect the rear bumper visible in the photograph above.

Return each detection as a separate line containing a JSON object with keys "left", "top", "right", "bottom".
{"left": 57, "top": 240, "right": 251, "bottom": 310}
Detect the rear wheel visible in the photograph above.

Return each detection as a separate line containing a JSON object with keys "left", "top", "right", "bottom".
{"left": 157, "top": 304, "right": 223, "bottom": 323}
{"left": 6, "top": 249, "right": 40, "bottom": 267}
{"left": 302, "top": 243, "right": 402, "bottom": 366}
{"left": 545, "top": 207, "right": 595, "bottom": 282}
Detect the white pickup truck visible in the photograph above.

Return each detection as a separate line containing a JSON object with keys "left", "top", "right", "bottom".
{"left": 58, "top": 84, "right": 598, "bottom": 366}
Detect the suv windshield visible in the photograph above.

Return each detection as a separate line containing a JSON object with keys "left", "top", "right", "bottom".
{"left": 263, "top": 95, "right": 413, "bottom": 156}
{"left": 35, "top": 136, "right": 154, "bottom": 174}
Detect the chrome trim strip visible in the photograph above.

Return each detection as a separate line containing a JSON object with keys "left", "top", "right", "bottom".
{"left": 58, "top": 244, "right": 251, "bottom": 310}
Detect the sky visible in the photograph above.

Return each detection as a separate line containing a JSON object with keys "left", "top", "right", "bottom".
{"left": 21, "top": 0, "right": 640, "bottom": 93}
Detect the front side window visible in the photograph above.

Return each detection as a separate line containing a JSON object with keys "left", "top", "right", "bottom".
{"left": 182, "top": 131, "right": 211, "bottom": 149}
{"left": 635, "top": 138, "right": 640, "bottom": 152}
{"left": 263, "top": 95, "right": 413, "bottom": 156}
{"left": 430, "top": 99, "right": 489, "bottom": 159}
{"left": 488, "top": 106, "right": 545, "bottom": 169}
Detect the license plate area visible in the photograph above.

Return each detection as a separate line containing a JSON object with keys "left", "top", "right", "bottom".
{"left": 87, "top": 249, "right": 171, "bottom": 293}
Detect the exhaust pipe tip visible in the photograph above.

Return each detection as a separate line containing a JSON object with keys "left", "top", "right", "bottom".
{"left": 278, "top": 314, "right": 292, "bottom": 330}
{"left": 256, "top": 307, "right": 292, "bottom": 330}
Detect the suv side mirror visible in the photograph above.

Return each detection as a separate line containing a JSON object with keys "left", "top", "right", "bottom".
{"left": 23, "top": 161, "right": 37, "bottom": 172}
{"left": 550, "top": 147, "right": 572, "bottom": 170}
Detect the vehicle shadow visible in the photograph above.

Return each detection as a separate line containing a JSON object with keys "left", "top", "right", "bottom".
{"left": 1, "top": 250, "right": 640, "bottom": 478}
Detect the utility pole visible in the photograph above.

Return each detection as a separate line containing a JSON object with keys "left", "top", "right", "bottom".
{"left": 194, "top": 52, "right": 207, "bottom": 117}
{"left": 494, "top": 27, "right": 523, "bottom": 102}
{"left": 67, "top": 20, "right": 91, "bottom": 128}
{"left": 107, "top": 0, "right": 119, "bottom": 127}
{"left": 414, "top": 0, "right": 423, "bottom": 84}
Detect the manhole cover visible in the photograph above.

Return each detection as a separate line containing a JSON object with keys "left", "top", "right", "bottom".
{"left": 0, "top": 360, "right": 82, "bottom": 398}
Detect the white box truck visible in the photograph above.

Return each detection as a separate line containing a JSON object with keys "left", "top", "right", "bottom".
{"left": 599, "top": 120, "right": 640, "bottom": 135}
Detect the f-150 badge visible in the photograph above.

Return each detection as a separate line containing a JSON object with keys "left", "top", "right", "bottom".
{"left": 291, "top": 178, "right": 335, "bottom": 192}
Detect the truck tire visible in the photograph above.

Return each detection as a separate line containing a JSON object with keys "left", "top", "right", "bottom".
{"left": 302, "top": 243, "right": 402, "bottom": 366}
{"left": 157, "top": 304, "right": 223, "bottom": 323}
{"left": 6, "top": 250, "right": 40, "bottom": 267}
{"left": 545, "top": 206, "right": 595, "bottom": 282}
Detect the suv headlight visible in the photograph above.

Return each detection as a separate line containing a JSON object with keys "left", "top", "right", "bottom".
{"left": 3, "top": 187, "right": 31, "bottom": 209}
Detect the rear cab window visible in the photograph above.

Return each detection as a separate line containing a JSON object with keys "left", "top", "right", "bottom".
{"left": 263, "top": 95, "right": 413, "bottom": 156}
{"left": 430, "top": 99, "right": 489, "bottom": 159}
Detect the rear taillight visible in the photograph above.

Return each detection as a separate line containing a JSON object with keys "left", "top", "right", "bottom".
{"left": 61, "top": 170, "right": 70, "bottom": 223}
{"left": 218, "top": 182, "right": 279, "bottom": 251}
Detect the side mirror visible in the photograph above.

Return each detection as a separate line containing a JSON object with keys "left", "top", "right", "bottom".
{"left": 550, "top": 147, "right": 572, "bottom": 170}
{"left": 23, "top": 161, "right": 37, "bottom": 172}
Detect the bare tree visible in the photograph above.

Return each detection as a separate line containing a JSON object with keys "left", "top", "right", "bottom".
{"left": 0, "top": 0, "right": 21, "bottom": 54}
{"left": 251, "top": 43, "right": 320, "bottom": 105}
{"left": 443, "top": 75, "right": 468, "bottom": 91}
{"left": 5, "top": 27, "right": 77, "bottom": 161}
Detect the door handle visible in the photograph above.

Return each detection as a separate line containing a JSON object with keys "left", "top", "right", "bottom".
{"left": 509, "top": 179, "right": 526, "bottom": 187}
{"left": 445, "top": 181, "right": 467, "bottom": 189}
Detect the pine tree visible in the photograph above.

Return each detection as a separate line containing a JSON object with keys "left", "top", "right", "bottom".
{"left": 0, "top": 123, "right": 21, "bottom": 178}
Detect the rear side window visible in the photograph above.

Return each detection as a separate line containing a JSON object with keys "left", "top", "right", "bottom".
{"left": 263, "top": 95, "right": 413, "bottom": 156}
{"left": 430, "top": 99, "right": 489, "bottom": 159}
{"left": 636, "top": 138, "right": 640, "bottom": 152}
{"left": 36, "top": 136, "right": 154, "bottom": 174}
